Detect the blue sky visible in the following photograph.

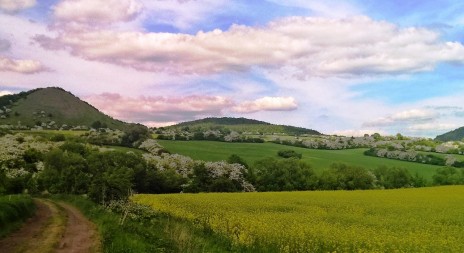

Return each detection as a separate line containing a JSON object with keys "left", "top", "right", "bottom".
{"left": 1, "top": 0, "right": 464, "bottom": 137}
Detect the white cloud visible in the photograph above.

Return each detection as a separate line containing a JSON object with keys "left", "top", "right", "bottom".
{"left": 143, "top": 121, "right": 178, "bottom": 128}
{"left": 0, "top": 56, "right": 47, "bottom": 74}
{"left": 0, "top": 90, "right": 12, "bottom": 96}
{"left": 331, "top": 129, "right": 386, "bottom": 137}
{"left": 232, "top": 96, "right": 298, "bottom": 113}
{"left": 0, "top": 0, "right": 35, "bottom": 12}
{"left": 363, "top": 109, "right": 438, "bottom": 127}
{"left": 407, "top": 123, "right": 457, "bottom": 131}
{"left": 53, "top": 0, "right": 143, "bottom": 26}
{"left": 35, "top": 16, "right": 464, "bottom": 77}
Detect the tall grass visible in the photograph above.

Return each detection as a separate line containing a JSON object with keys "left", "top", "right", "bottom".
{"left": 53, "top": 195, "right": 235, "bottom": 253}
{"left": 0, "top": 195, "right": 35, "bottom": 238}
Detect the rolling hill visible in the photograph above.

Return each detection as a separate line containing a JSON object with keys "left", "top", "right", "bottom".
{"left": 0, "top": 87, "right": 127, "bottom": 130}
{"left": 167, "top": 117, "right": 321, "bottom": 135}
{"left": 435, "top": 127, "right": 464, "bottom": 142}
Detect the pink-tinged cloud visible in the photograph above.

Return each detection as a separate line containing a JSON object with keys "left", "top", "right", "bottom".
{"left": 232, "top": 96, "right": 298, "bottom": 113}
{"left": 35, "top": 16, "right": 464, "bottom": 77}
{"left": 53, "top": 0, "right": 142, "bottom": 26}
{"left": 84, "top": 93, "right": 235, "bottom": 125}
{"left": 0, "top": 56, "right": 47, "bottom": 74}
{"left": 0, "top": 0, "right": 35, "bottom": 12}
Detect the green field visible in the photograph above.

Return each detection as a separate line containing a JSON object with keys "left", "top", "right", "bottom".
{"left": 157, "top": 140, "right": 442, "bottom": 179}
{"left": 134, "top": 186, "right": 464, "bottom": 252}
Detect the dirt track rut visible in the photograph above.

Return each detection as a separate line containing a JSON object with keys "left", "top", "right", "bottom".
{"left": 0, "top": 199, "right": 100, "bottom": 253}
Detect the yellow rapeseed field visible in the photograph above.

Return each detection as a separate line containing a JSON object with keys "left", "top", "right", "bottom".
{"left": 133, "top": 186, "right": 464, "bottom": 252}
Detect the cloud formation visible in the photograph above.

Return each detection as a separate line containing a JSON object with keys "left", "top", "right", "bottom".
{"left": 0, "top": 0, "right": 35, "bottom": 12}
{"left": 407, "top": 123, "right": 457, "bottom": 131}
{"left": 0, "top": 90, "right": 13, "bottom": 96}
{"left": 0, "top": 39, "right": 10, "bottom": 51}
{"left": 84, "top": 93, "right": 234, "bottom": 124}
{"left": 232, "top": 96, "right": 298, "bottom": 113}
{"left": 363, "top": 109, "right": 438, "bottom": 127}
{"left": 0, "top": 56, "right": 47, "bottom": 74}
{"left": 35, "top": 16, "right": 464, "bottom": 77}
{"left": 53, "top": 0, "right": 143, "bottom": 26}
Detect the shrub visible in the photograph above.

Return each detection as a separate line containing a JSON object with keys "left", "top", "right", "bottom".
{"left": 277, "top": 150, "right": 302, "bottom": 159}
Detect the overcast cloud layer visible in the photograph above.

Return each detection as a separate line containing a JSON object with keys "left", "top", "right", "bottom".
{"left": 1, "top": 0, "right": 464, "bottom": 137}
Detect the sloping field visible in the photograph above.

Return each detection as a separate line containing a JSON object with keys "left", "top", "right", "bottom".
{"left": 157, "top": 140, "right": 441, "bottom": 179}
{"left": 134, "top": 186, "right": 464, "bottom": 252}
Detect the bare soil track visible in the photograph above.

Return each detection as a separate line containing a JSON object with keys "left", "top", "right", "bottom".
{"left": 0, "top": 199, "right": 100, "bottom": 253}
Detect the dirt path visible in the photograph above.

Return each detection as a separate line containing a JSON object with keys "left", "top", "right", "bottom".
{"left": 55, "top": 202, "right": 100, "bottom": 253}
{"left": 0, "top": 199, "right": 100, "bottom": 253}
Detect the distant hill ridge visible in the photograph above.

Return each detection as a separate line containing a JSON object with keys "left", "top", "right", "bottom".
{"left": 0, "top": 87, "right": 127, "bottom": 130}
{"left": 435, "top": 127, "right": 464, "bottom": 142}
{"left": 170, "top": 117, "right": 321, "bottom": 135}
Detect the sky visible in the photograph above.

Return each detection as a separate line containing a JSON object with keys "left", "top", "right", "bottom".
{"left": 1, "top": 0, "right": 464, "bottom": 137}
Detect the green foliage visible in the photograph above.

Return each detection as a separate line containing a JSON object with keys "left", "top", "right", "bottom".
{"left": 0, "top": 89, "right": 37, "bottom": 108}
{"left": 254, "top": 158, "right": 317, "bottom": 191}
{"left": 374, "top": 166, "right": 414, "bottom": 189}
{"left": 433, "top": 167, "right": 464, "bottom": 185}
{"left": 87, "top": 151, "right": 141, "bottom": 203}
{"left": 59, "top": 141, "right": 90, "bottom": 157}
{"left": 91, "top": 120, "right": 107, "bottom": 129}
{"left": 277, "top": 149, "right": 302, "bottom": 159}
{"left": 435, "top": 126, "right": 464, "bottom": 142}
{"left": 169, "top": 117, "right": 321, "bottom": 135}
{"left": 50, "top": 134, "right": 66, "bottom": 142}
{"left": 184, "top": 163, "right": 242, "bottom": 193}
{"left": 372, "top": 133, "right": 382, "bottom": 141}
{"left": 0, "top": 87, "right": 127, "bottom": 129}
{"left": 40, "top": 149, "right": 90, "bottom": 194}
{"left": 23, "top": 148, "right": 43, "bottom": 164}
{"left": 319, "top": 163, "right": 376, "bottom": 190}
{"left": 0, "top": 195, "right": 35, "bottom": 238}
{"left": 121, "top": 124, "right": 150, "bottom": 147}
{"left": 227, "top": 154, "right": 249, "bottom": 169}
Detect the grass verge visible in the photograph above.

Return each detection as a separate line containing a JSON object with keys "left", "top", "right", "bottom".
{"left": 52, "top": 195, "right": 238, "bottom": 253}
{"left": 0, "top": 195, "right": 35, "bottom": 238}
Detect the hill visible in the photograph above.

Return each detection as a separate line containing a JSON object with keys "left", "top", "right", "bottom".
{"left": 0, "top": 87, "right": 127, "bottom": 130}
{"left": 168, "top": 117, "right": 321, "bottom": 135}
{"left": 435, "top": 127, "right": 464, "bottom": 142}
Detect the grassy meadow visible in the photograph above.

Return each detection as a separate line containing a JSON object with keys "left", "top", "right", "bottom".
{"left": 134, "top": 186, "right": 464, "bottom": 253}
{"left": 158, "top": 140, "right": 441, "bottom": 179}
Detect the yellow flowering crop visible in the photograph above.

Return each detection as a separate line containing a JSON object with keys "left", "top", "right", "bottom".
{"left": 133, "top": 186, "right": 464, "bottom": 252}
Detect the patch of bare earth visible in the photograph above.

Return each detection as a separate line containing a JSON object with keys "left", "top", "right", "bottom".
{"left": 0, "top": 199, "right": 100, "bottom": 253}
{"left": 55, "top": 202, "right": 100, "bottom": 253}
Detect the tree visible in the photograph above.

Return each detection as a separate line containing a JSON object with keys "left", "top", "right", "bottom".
{"left": 121, "top": 124, "right": 150, "bottom": 147}
{"left": 277, "top": 150, "right": 302, "bottom": 159}
{"left": 253, "top": 158, "right": 317, "bottom": 191}
{"left": 91, "top": 120, "right": 102, "bottom": 129}
{"left": 87, "top": 151, "right": 138, "bottom": 204}
{"left": 39, "top": 149, "right": 90, "bottom": 194}
{"left": 227, "top": 154, "right": 249, "bottom": 169}
{"left": 433, "top": 167, "right": 464, "bottom": 185}
{"left": 374, "top": 166, "right": 413, "bottom": 189}
{"left": 319, "top": 164, "right": 376, "bottom": 190}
